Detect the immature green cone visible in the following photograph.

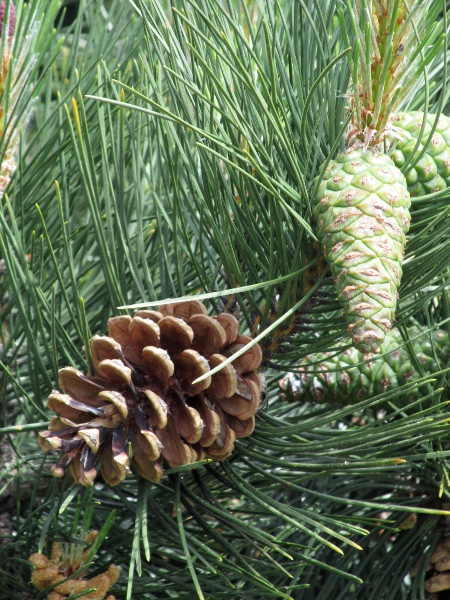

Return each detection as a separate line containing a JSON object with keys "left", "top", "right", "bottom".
{"left": 313, "top": 150, "right": 411, "bottom": 354}
{"left": 314, "top": 1, "right": 432, "bottom": 352}
{"left": 392, "top": 111, "right": 450, "bottom": 197}
{"left": 279, "top": 326, "right": 449, "bottom": 406}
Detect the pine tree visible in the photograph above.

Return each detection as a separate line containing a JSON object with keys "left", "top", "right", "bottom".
{"left": 1, "top": 1, "right": 450, "bottom": 600}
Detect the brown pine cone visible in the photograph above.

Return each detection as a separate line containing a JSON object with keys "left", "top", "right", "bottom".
{"left": 29, "top": 530, "right": 119, "bottom": 599}
{"left": 39, "top": 301, "right": 264, "bottom": 486}
{"left": 411, "top": 536, "right": 450, "bottom": 596}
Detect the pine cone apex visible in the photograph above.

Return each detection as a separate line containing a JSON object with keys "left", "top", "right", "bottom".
{"left": 40, "top": 300, "right": 263, "bottom": 486}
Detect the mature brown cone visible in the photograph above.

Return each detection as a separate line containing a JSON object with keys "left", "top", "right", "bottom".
{"left": 29, "top": 530, "right": 119, "bottom": 600}
{"left": 411, "top": 534, "right": 450, "bottom": 597}
{"left": 39, "top": 300, "right": 264, "bottom": 486}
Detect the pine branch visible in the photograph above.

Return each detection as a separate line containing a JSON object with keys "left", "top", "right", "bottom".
{"left": 2, "top": 2, "right": 450, "bottom": 599}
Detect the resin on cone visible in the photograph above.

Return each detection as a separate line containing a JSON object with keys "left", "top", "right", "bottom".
{"left": 39, "top": 300, "right": 264, "bottom": 486}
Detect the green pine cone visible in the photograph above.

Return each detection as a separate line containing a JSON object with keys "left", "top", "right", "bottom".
{"left": 313, "top": 149, "right": 411, "bottom": 354}
{"left": 391, "top": 111, "right": 450, "bottom": 197}
{"left": 279, "top": 326, "right": 449, "bottom": 406}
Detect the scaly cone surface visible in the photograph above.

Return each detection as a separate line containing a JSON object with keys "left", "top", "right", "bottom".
{"left": 29, "top": 529, "right": 120, "bottom": 600}
{"left": 279, "top": 325, "right": 449, "bottom": 406}
{"left": 411, "top": 535, "right": 450, "bottom": 595}
{"left": 314, "top": 151, "right": 410, "bottom": 353}
{"left": 313, "top": 1, "right": 432, "bottom": 353}
{"left": 392, "top": 111, "right": 450, "bottom": 197}
{"left": 39, "top": 300, "right": 264, "bottom": 487}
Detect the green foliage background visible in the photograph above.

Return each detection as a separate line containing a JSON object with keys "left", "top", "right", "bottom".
{"left": 2, "top": 0, "right": 450, "bottom": 598}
